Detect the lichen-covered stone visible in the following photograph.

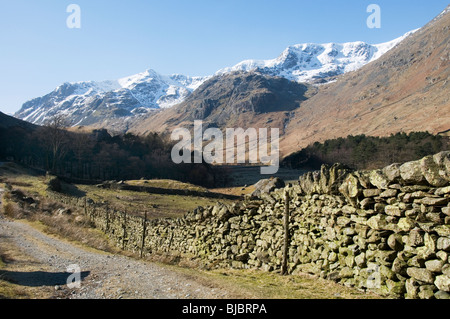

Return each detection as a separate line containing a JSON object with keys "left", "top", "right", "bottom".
{"left": 425, "top": 259, "right": 444, "bottom": 273}
{"left": 435, "top": 290, "right": 450, "bottom": 299}
{"left": 400, "top": 160, "right": 426, "bottom": 185}
{"left": 339, "top": 174, "right": 361, "bottom": 200}
{"left": 432, "top": 151, "right": 450, "bottom": 182}
{"left": 407, "top": 267, "right": 435, "bottom": 284}
{"left": 418, "top": 285, "right": 436, "bottom": 299}
{"left": 434, "top": 275, "right": 450, "bottom": 292}
{"left": 434, "top": 225, "right": 450, "bottom": 237}
{"left": 367, "top": 214, "right": 389, "bottom": 230}
{"left": 386, "top": 279, "right": 406, "bottom": 297}
{"left": 437, "top": 237, "right": 450, "bottom": 252}
{"left": 420, "top": 155, "right": 448, "bottom": 187}
{"left": 363, "top": 189, "right": 382, "bottom": 197}
{"left": 435, "top": 186, "right": 450, "bottom": 196}
{"left": 252, "top": 177, "right": 285, "bottom": 197}
{"left": 388, "top": 233, "right": 404, "bottom": 251}
{"left": 405, "top": 278, "right": 419, "bottom": 299}
{"left": 398, "top": 218, "right": 416, "bottom": 232}
{"left": 369, "top": 170, "right": 390, "bottom": 189}
{"left": 385, "top": 205, "right": 403, "bottom": 217}
{"left": 407, "top": 229, "right": 424, "bottom": 247}
{"left": 383, "top": 163, "right": 402, "bottom": 183}
{"left": 379, "top": 189, "right": 398, "bottom": 198}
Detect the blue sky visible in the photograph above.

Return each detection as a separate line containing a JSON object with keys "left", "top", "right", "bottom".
{"left": 0, "top": 0, "right": 448, "bottom": 114}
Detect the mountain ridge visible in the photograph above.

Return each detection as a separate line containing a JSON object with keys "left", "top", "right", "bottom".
{"left": 14, "top": 30, "right": 415, "bottom": 129}
{"left": 280, "top": 6, "right": 450, "bottom": 157}
{"left": 216, "top": 30, "right": 416, "bottom": 84}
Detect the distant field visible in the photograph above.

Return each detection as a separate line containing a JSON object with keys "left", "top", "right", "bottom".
{"left": 126, "top": 179, "right": 209, "bottom": 192}
{"left": 76, "top": 183, "right": 233, "bottom": 219}
{"left": 0, "top": 163, "right": 236, "bottom": 220}
{"left": 0, "top": 162, "right": 308, "bottom": 220}
{"left": 216, "top": 165, "right": 307, "bottom": 187}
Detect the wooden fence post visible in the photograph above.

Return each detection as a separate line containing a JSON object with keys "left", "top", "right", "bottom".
{"left": 105, "top": 206, "right": 110, "bottom": 232}
{"left": 140, "top": 212, "right": 147, "bottom": 258}
{"left": 282, "top": 189, "right": 290, "bottom": 275}
{"left": 122, "top": 211, "right": 127, "bottom": 250}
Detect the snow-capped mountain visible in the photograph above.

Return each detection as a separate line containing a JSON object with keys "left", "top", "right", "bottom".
{"left": 216, "top": 31, "right": 416, "bottom": 83}
{"left": 15, "top": 30, "right": 415, "bottom": 127}
{"left": 15, "top": 70, "right": 207, "bottom": 127}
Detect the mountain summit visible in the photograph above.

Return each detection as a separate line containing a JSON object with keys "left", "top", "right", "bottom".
{"left": 216, "top": 31, "right": 415, "bottom": 84}
{"left": 280, "top": 6, "right": 450, "bottom": 157}
{"left": 14, "top": 70, "right": 207, "bottom": 130}
{"left": 14, "top": 31, "right": 414, "bottom": 129}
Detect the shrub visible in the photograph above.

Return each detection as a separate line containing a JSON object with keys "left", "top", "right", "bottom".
{"left": 47, "top": 177, "right": 62, "bottom": 192}
{"left": 3, "top": 202, "right": 20, "bottom": 218}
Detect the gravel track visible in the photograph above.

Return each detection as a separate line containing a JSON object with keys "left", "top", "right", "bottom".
{"left": 0, "top": 188, "right": 231, "bottom": 299}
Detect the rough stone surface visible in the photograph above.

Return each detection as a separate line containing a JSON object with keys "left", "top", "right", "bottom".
{"left": 434, "top": 275, "right": 450, "bottom": 292}
{"left": 383, "top": 163, "right": 401, "bottom": 183}
{"left": 407, "top": 268, "right": 434, "bottom": 284}
{"left": 400, "top": 160, "right": 426, "bottom": 184}
{"left": 251, "top": 177, "right": 285, "bottom": 197}
{"left": 369, "top": 170, "right": 390, "bottom": 189}
{"left": 420, "top": 155, "right": 448, "bottom": 187}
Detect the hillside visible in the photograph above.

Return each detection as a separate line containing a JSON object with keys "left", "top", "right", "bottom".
{"left": 280, "top": 7, "right": 450, "bottom": 158}
{"left": 130, "top": 72, "right": 314, "bottom": 136}
{"left": 131, "top": 8, "right": 449, "bottom": 162}
{"left": 9, "top": 7, "right": 450, "bottom": 166}
{"left": 0, "top": 111, "right": 36, "bottom": 130}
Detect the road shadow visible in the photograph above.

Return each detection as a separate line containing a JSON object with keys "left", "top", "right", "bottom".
{"left": 0, "top": 270, "right": 90, "bottom": 287}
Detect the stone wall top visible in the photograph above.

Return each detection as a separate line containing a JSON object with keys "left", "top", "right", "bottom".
{"left": 298, "top": 151, "right": 450, "bottom": 197}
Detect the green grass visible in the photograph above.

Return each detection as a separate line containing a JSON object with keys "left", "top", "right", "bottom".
{"left": 0, "top": 240, "right": 53, "bottom": 299}
{"left": 0, "top": 162, "right": 236, "bottom": 220}
{"left": 126, "top": 179, "right": 209, "bottom": 192}
{"left": 76, "top": 183, "right": 232, "bottom": 219}
{"left": 156, "top": 266, "right": 381, "bottom": 299}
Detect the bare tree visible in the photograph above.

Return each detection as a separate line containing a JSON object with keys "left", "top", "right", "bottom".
{"left": 43, "top": 115, "right": 69, "bottom": 174}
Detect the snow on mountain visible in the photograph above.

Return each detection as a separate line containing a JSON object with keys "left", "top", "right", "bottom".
{"left": 14, "top": 30, "right": 415, "bottom": 127}
{"left": 216, "top": 30, "right": 416, "bottom": 83}
{"left": 15, "top": 69, "right": 210, "bottom": 126}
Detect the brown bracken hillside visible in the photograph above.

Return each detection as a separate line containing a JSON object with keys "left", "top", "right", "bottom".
{"left": 280, "top": 7, "right": 450, "bottom": 157}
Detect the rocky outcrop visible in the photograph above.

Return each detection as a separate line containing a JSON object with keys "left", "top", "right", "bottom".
{"left": 251, "top": 177, "right": 285, "bottom": 197}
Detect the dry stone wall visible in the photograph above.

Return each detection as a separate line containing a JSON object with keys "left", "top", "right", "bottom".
{"left": 50, "top": 152, "right": 450, "bottom": 299}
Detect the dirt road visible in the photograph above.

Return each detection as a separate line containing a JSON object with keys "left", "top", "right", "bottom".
{"left": 0, "top": 212, "right": 231, "bottom": 299}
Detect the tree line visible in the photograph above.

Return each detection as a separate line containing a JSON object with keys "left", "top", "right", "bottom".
{"left": 0, "top": 116, "right": 231, "bottom": 188}
{"left": 281, "top": 132, "right": 449, "bottom": 170}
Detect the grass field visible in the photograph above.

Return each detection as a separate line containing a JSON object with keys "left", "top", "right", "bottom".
{"left": 0, "top": 163, "right": 236, "bottom": 220}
